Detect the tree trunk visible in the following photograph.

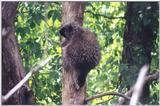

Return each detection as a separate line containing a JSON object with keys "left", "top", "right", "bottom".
{"left": 2, "top": 2, "right": 34, "bottom": 104}
{"left": 61, "top": 2, "right": 86, "bottom": 104}
{"left": 120, "top": 2, "right": 158, "bottom": 104}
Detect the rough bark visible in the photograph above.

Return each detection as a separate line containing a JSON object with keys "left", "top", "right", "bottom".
{"left": 61, "top": 2, "right": 85, "bottom": 26}
{"left": 120, "top": 2, "right": 158, "bottom": 104}
{"left": 61, "top": 2, "right": 86, "bottom": 104}
{"left": 2, "top": 2, "right": 34, "bottom": 104}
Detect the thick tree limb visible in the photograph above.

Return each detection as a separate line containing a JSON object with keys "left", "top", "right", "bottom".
{"left": 117, "top": 70, "right": 159, "bottom": 105}
{"left": 129, "top": 65, "right": 149, "bottom": 105}
{"left": 85, "top": 92, "right": 131, "bottom": 103}
{"left": 2, "top": 56, "right": 52, "bottom": 103}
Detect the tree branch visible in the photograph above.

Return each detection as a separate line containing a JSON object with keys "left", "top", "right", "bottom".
{"left": 96, "top": 97, "right": 114, "bottom": 105}
{"left": 145, "top": 71, "right": 159, "bottom": 83}
{"left": 129, "top": 65, "right": 149, "bottom": 105}
{"left": 117, "top": 70, "right": 159, "bottom": 105}
{"left": 85, "top": 92, "right": 131, "bottom": 103}
{"left": 85, "top": 70, "right": 159, "bottom": 104}
{"left": 2, "top": 56, "right": 52, "bottom": 103}
{"left": 85, "top": 10, "right": 125, "bottom": 19}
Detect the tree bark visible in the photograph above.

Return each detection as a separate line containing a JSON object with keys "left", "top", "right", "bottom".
{"left": 61, "top": 2, "right": 86, "bottom": 104}
{"left": 61, "top": 2, "right": 85, "bottom": 26}
{"left": 2, "top": 2, "right": 34, "bottom": 104}
{"left": 119, "top": 2, "right": 158, "bottom": 104}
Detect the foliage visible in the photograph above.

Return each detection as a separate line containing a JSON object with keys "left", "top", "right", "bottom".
{"left": 148, "top": 82, "right": 160, "bottom": 105}
{"left": 15, "top": 2, "right": 158, "bottom": 105}
{"left": 84, "top": 2, "right": 126, "bottom": 105}
{"left": 16, "top": 2, "right": 61, "bottom": 105}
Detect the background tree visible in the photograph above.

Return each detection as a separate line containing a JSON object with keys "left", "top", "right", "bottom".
{"left": 2, "top": 2, "right": 34, "bottom": 105}
{"left": 119, "top": 2, "right": 159, "bottom": 104}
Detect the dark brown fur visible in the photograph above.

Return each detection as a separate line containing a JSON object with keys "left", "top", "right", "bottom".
{"left": 59, "top": 23, "right": 101, "bottom": 87}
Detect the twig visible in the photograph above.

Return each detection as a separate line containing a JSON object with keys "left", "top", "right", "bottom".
{"left": 85, "top": 68, "right": 159, "bottom": 105}
{"left": 129, "top": 64, "right": 149, "bottom": 105}
{"left": 117, "top": 69, "right": 159, "bottom": 105}
{"left": 96, "top": 96, "right": 114, "bottom": 105}
{"left": 117, "top": 88, "right": 133, "bottom": 105}
{"left": 85, "top": 92, "right": 130, "bottom": 103}
{"left": 2, "top": 56, "right": 52, "bottom": 103}
{"left": 85, "top": 10, "right": 125, "bottom": 19}
{"left": 145, "top": 71, "right": 159, "bottom": 83}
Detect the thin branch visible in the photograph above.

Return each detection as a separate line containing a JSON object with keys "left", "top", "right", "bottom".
{"left": 117, "top": 70, "right": 159, "bottom": 105}
{"left": 85, "top": 69, "right": 159, "bottom": 105}
{"left": 2, "top": 56, "right": 52, "bottom": 103}
{"left": 85, "top": 10, "right": 125, "bottom": 19}
{"left": 96, "top": 97, "right": 114, "bottom": 105}
{"left": 145, "top": 71, "right": 159, "bottom": 83}
{"left": 117, "top": 88, "right": 133, "bottom": 105}
{"left": 85, "top": 92, "right": 131, "bottom": 103}
{"left": 129, "top": 64, "right": 149, "bottom": 105}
